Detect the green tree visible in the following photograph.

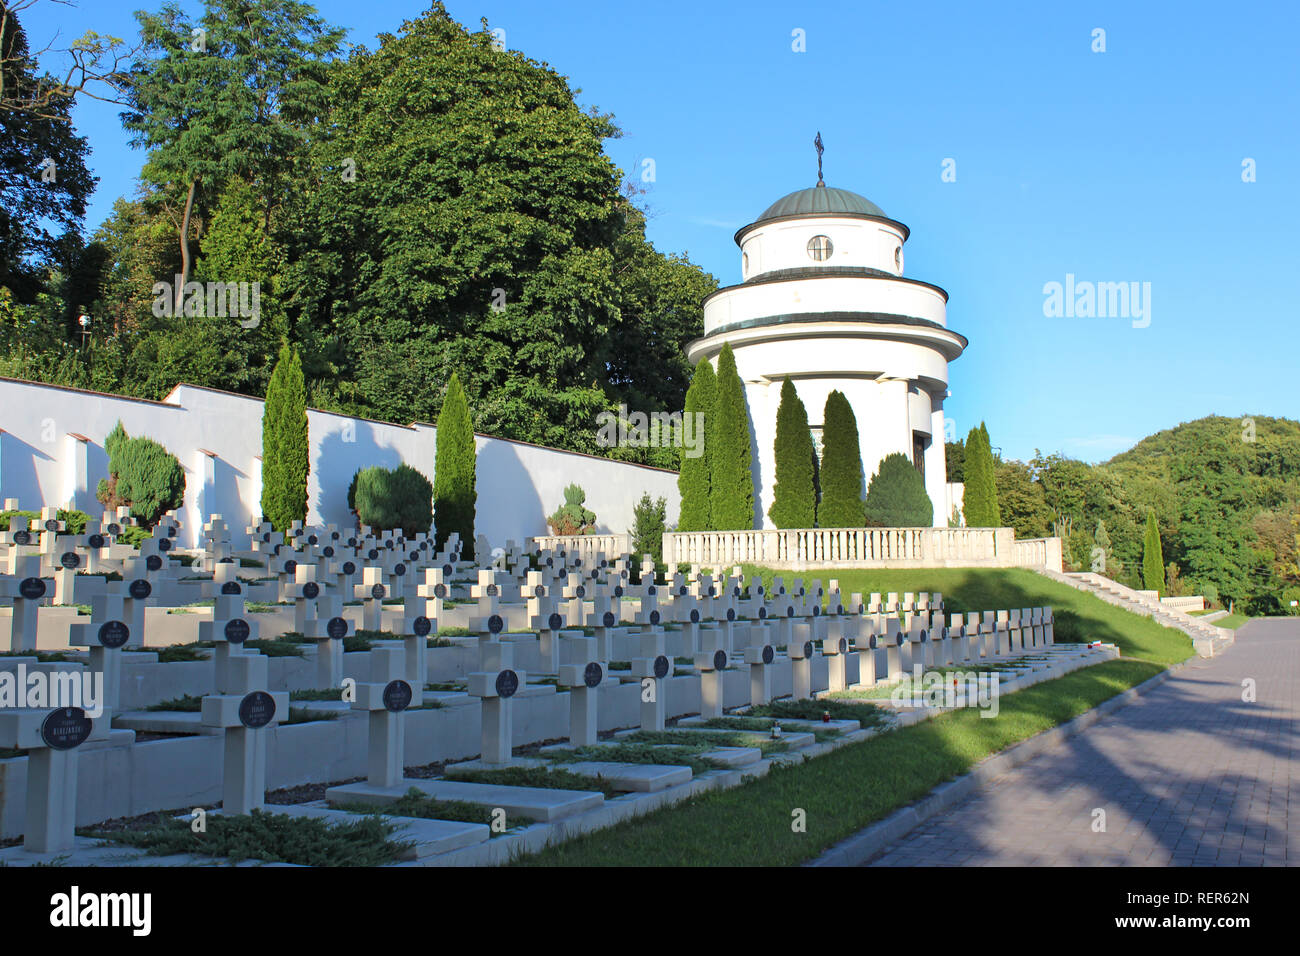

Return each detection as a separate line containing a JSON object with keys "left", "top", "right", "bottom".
{"left": 676, "top": 359, "right": 715, "bottom": 531}
{"left": 995, "top": 460, "right": 1053, "bottom": 537}
{"left": 121, "top": 0, "right": 343, "bottom": 309}
{"left": 433, "top": 372, "right": 476, "bottom": 558}
{"left": 963, "top": 423, "right": 1000, "bottom": 526}
{"left": 547, "top": 484, "right": 595, "bottom": 535}
{"left": 768, "top": 377, "right": 815, "bottom": 528}
{"left": 1142, "top": 510, "right": 1165, "bottom": 592}
{"left": 0, "top": 4, "right": 97, "bottom": 302}
{"left": 354, "top": 463, "right": 433, "bottom": 536}
{"left": 864, "top": 452, "right": 933, "bottom": 527}
{"left": 1094, "top": 519, "right": 1114, "bottom": 573}
{"left": 260, "top": 341, "right": 308, "bottom": 531}
{"left": 818, "top": 390, "right": 865, "bottom": 527}
{"left": 629, "top": 492, "right": 667, "bottom": 570}
{"left": 709, "top": 343, "right": 754, "bottom": 529}
{"left": 95, "top": 421, "right": 186, "bottom": 527}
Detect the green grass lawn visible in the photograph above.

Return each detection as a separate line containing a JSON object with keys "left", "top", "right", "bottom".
{"left": 1211, "top": 612, "right": 1248, "bottom": 630}
{"left": 741, "top": 566, "right": 1194, "bottom": 666}
{"left": 512, "top": 657, "right": 1163, "bottom": 866}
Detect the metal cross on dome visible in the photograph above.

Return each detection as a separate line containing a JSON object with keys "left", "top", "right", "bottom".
{"left": 815, "top": 131, "right": 825, "bottom": 186}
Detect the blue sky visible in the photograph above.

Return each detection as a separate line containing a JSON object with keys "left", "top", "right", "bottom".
{"left": 21, "top": 0, "right": 1300, "bottom": 463}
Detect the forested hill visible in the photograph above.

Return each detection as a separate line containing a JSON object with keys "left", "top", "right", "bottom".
{"left": 980, "top": 415, "right": 1300, "bottom": 612}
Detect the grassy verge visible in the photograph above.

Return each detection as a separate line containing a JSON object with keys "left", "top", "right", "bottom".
{"left": 1211, "top": 612, "right": 1248, "bottom": 630}
{"left": 512, "top": 657, "right": 1162, "bottom": 866}
{"left": 742, "top": 566, "right": 1194, "bottom": 665}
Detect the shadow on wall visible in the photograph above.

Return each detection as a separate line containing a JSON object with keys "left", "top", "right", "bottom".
{"left": 0, "top": 431, "right": 53, "bottom": 509}
{"left": 315, "top": 426, "right": 404, "bottom": 531}
{"left": 475, "top": 439, "right": 545, "bottom": 542}
{"left": 206, "top": 455, "right": 249, "bottom": 527}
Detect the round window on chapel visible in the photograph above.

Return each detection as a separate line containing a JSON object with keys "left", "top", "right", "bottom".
{"left": 807, "top": 235, "right": 833, "bottom": 262}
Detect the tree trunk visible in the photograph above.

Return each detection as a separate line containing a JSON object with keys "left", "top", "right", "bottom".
{"left": 176, "top": 178, "right": 198, "bottom": 312}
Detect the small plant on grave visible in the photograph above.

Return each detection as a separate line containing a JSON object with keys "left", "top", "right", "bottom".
{"left": 290, "top": 688, "right": 344, "bottom": 702}
{"left": 436, "top": 626, "right": 471, "bottom": 637}
{"left": 87, "top": 809, "right": 410, "bottom": 866}
{"left": 156, "top": 644, "right": 211, "bottom": 663}
{"left": 285, "top": 707, "right": 339, "bottom": 724}
{"left": 333, "top": 788, "right": 509, "bottom": 830}
{"left": 243, "top": 637, "right": 306, "bottom": 658}
{"left": 746, "top": 698, "right": 888, "bottom": 726}
{"left": 0, "top": 650, "right": 70, "bottom": 663}
{"left": 145, "top": 694, "right": 205, "bottom": 712}
{"left": 606, "top": 660, "right": 632, "bottom": 671}
{"left": 546, "top": 483, "right": 596, "bottom": 535}
{"left": 549, "top": 743, "right": 723, "bottom": 776}
{"left": 424, "top": 681, "right": 467, "bottom": 693}
{"left": 451, "top": 765, "right": 623, "bottom": 799}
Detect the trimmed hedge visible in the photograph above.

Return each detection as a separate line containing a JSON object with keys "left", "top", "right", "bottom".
{"left": 354, "top": 463, "right": 433, "bottom": 536}
{"left": 864, "top": 452, "right": 933, "bottom": 527}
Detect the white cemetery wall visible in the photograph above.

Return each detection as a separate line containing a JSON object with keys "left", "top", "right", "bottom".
{"left": 0, "top": 378, "right": 679, "bottom": 548}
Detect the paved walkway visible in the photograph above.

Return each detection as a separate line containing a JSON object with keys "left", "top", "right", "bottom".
{"left": 867, "top": 620, "right": 1298, "bottom": 866}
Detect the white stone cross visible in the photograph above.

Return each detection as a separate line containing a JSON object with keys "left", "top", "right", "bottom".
{"left": 557, "top": 636, "right": 602, "bottom": 746}
{"left": 466, "top": 640, "right": 525, "bottom": 766}
{"left": 1, "top": 553, "right": 50, "bottom": 651}
{"left": 199, "top": 652, "right": 289, "bottom": 814}
{"left": 353, "top": 645, "right": 421, "bottom": 788}
{"left": 0, "top": 704, "right": 99, "bottom": 852}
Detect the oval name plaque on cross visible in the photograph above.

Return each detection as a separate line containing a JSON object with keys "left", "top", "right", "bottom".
{"left": 322, "top": 546, "right": 335, "bottom": 558}
{"left": 583, "top": 661, "right": 603, "bottom": 687}
{"left": 371, "top": 583, "right": 386, "bottom": 600}
{"left": 238, "top": 691, "right": 276, "bottom": 729}
{"left": 786, "top": 606, "right": 795, "bottom": 617}
{"left": 919, "top": 629, "right": 928, "bottom": 643}
{"left": 307, "top": 534, "right": 318, "bottom": 545}
{"left": 649, "top": 609, "right": 661, "bottom": 626}
{"left": 653, "top": 655, "right": 670, "bottom": 679}
{"left": 368, "top": 549, "right": 380, "bottom": 561}
{"left": 262, "top": 533, "right": 271, "bottom": 543}
{"left": 413, "top": 615, "right": 432, "bottom": 637}
{"left": 343, "top": 561, "right": 357, "bottom": 576}
{"left": 758, "top": 607, "right": 767, "bottom": 620}
{"left": 534, "top": 585, "right": 546, "bottom": 598}
{"left": 547, "top": 612, "right": 563, "bottom": 631}
{"left": 433, "top": 583, "right": 447, "bottom": 598}
{"left": 157, "top": 537, "right": 172, "bottom": 553}
{"left": 302, "top": 582, "right": 320, "bottom": 599}
{"left": 838, "top": 637, "right": 848, "bottom": 654}
{"left": 726, "top": 608, "right": 736, "bottom": 621}
{"left": 106, "top": 523, "right": 121, "bottom": 536}
{"left": 41, "top": 708, "right": 92, "bottom": 750}
{"left": 60, "top": 552, "right": 80, "bottom": 570}
{"left": 679, "top": 586, "right": 688, "bottom": 596}
{"left": 221, "top": 581, "right": 242, "bottom": 595}
{"left": 487, "top": 614, "right": 504, "bottom": 634}
{"left": 442, "top": 563, "right": 453, "bottom": 576}
{"left": 762, "top": 645, "right": 775, "bottom": 665}
{"left": 98, "top": 620, "right": 129, "bottom": 649}
{"left": 486, "top": 583, "right": 498, "bottom": 596}
{"left": 602, "top": 611, "right": 615, "bottom": 628}
{"left": 811, "top": 605, "right": 821, "bottom": 617}
{"left": 13, "top": 530, "right": 31, "bottom": 545}
{"left": 383, "top": 679, "right": 413, "bottom": 713}
{"left": 575, "top": 586, "right": 586, "bottom": 599}
{"left": 712, "top": 649, "right": 728, "bottom": 671}
{"left": 495, "top": 669, "right": 519, "bottom": 699}
{"left": 88, "top": 533, "right": 106, "bottom": 549}
{"left": 613, "top": 585, "right": 623, "bottom": 597}
{"left": 327, "top": 617, "right": 348, "bottom": 639}
{"left": 284, "top": 559, "right": 297, "bottom": 574}
{"left": 409, "top": 551, "right": 420, "bottom": 562}
{"left": 145, "top": 555, "right": 162, "bottom": 572}
{"left": 128, "top": 579, "right": 151, "bottom": 600}
{"left": 224, "top": 618, "right": 251, "bottom": 644}
{"left": 394, "top": 563, "right": 406, "bottom": 577}
{"left": 803, "top": 640, "right": 815, "bottom": 659}
{"left": 689, "top": 608, "right": 700, "bottom": 623}
{"left": 44, "top": 519, "right": 60, "bottom": 532}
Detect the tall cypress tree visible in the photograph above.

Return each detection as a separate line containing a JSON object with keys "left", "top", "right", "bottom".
{"left": 769, "top": 377, "right": 815, "bottom": 528}
{"left": 1142, "top": 511, "right": 1165, "bottom": 591}
{"left": 260, "top": 341, "right": 308, "bottom": 532}
{"left": 676, "top": 360, "right": 715, "bottom": 531}
{"left": 981, "top": 422, "right": 1001, "bottom": 525}
{"left": 434, "top": 372, "right": 477, "bottom": 559}
{"left": 710, "top": 343, "right": 755, "bottom": 529}
{"left": 818, "top": 390, "right": 865, "bottom": 527}
{"left": 962, "top": 422, "right": 999, "bottom": 527}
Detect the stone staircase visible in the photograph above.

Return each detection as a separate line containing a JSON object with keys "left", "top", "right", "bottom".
{"left": 1035, "top": 569, "right": 1235, "bottom": 658}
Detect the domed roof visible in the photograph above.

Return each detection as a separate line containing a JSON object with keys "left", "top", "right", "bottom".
{"left": 757, "top": 185, "right": 886, "bottom": 223}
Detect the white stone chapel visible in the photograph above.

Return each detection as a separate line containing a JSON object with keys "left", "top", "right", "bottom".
{"left": 685, "top": 142, "right": 967, "bottom": 528}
